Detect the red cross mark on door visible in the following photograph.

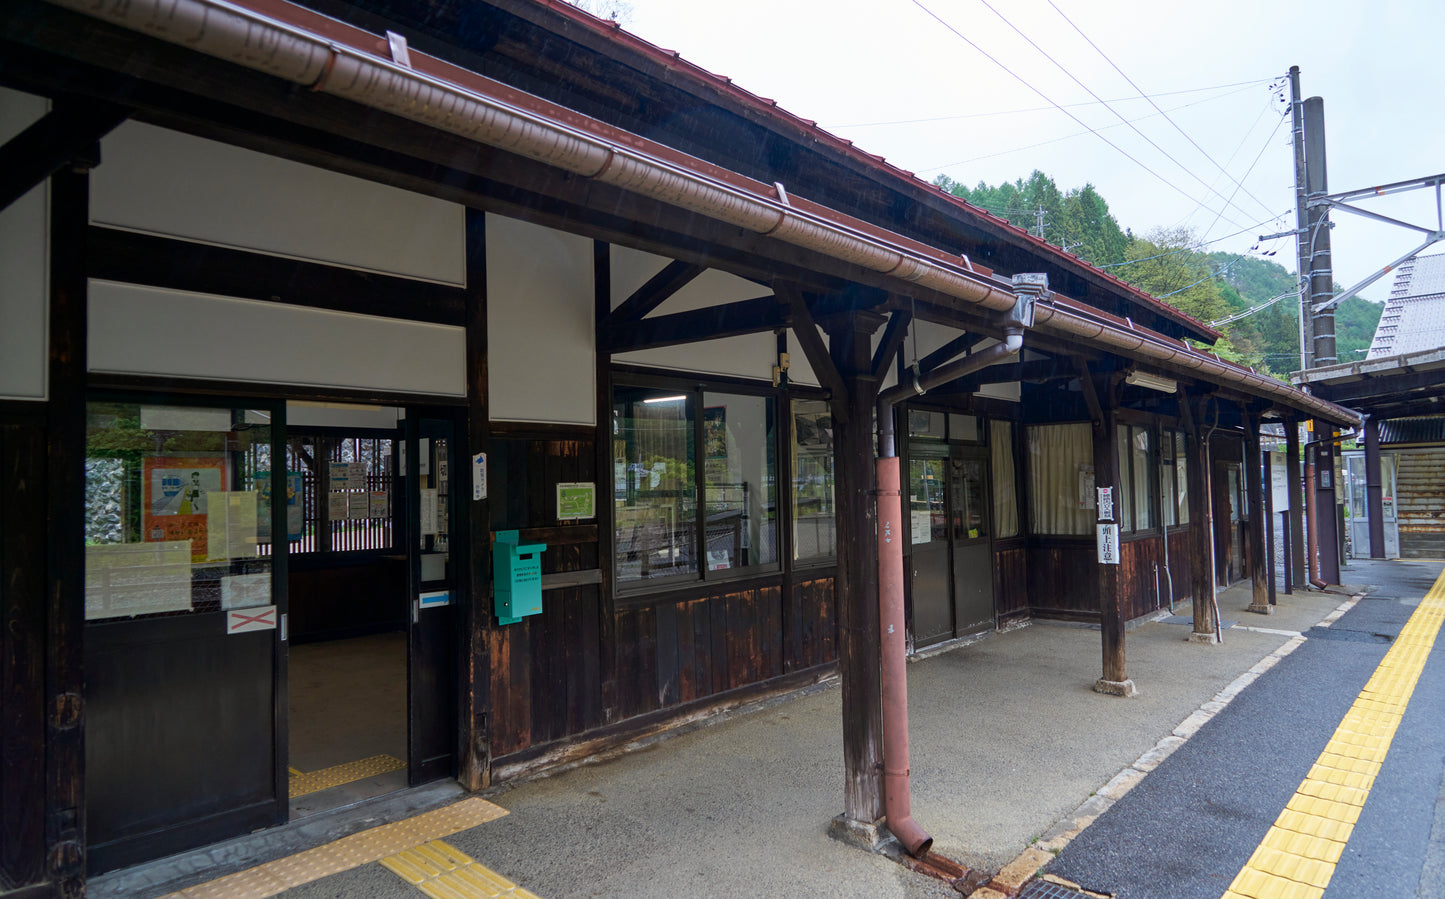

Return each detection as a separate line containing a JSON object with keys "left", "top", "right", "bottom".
{"left": 227, "top": 606, "right": 277, "bottom": 634}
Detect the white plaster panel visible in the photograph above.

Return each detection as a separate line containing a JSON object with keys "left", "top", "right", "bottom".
{"left": 91, "top": 122, "right": 465, "bottom": 284}
{"left": 615, "top": 333, "right": 778, "bottom": 383}
{"left": 487, "top": 215, "right": 595, "bottom": 424}
{"left": 88, "top": 281, "right": 466, "bottom": 396}
{"left": 0, "top": 87, "right": 49, "bottom": 400}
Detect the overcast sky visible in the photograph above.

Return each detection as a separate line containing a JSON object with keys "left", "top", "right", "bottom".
{"left": 620, "top": 0, "right": 1441, "bottom": 297}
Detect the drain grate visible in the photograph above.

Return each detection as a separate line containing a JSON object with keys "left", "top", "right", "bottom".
{"left": 1018, "top": 879, "right": 1091, "bottom": 898}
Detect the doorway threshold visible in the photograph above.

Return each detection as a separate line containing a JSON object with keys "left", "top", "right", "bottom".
{"left": 909, "top": 625, "right": 1000, "bottom": 662}
{"left": 89, "top": 780, "right": 467, "bottom": 899}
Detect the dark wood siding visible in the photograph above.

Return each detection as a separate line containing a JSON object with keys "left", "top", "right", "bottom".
{"left": 1027, "top": 540, "right": 1097, "bottom": 619}
{"left": 0, "top": 407, "right": 48, "bottom": 889}
{"left": 484, "top": 425, "right": 836, "bottom": 766}
{"left": 993, "top": 542, "right": 1028, "bottom": 621}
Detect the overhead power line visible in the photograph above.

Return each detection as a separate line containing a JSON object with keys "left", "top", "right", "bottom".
{"left": 1044, "top": 0, "right": 1280, "bottom": 221}
{"left": 908, "top": 0, "right": 1252, "bottom": 233}
{"left": 1096, "top": 212, "right": 1292, "bottom": 268}
{"left": 974, "top": 0, "right": 1269, "bottom": 228}
{"left": 835, "top": 78, "right": 1274, "bottom": 129}
{"left": 919, "top": 83, "right": 1261, "bottom": 172}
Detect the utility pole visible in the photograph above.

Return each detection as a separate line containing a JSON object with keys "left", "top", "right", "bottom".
{"left": 1036, "top": 205, "right": 1046, "bottom": 240}
{"left": 1289, "top": 66, "right": 1312, "bottom": 372}
{"left": 1304, "top": 96, "right": 1337, "bottom": 368}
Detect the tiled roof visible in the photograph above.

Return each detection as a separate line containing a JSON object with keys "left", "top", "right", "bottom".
{"left": 1369, "top": 253, "right": 1445, "bottom": 357}
{"left": 1378, "top": 416, "right": 1445, "bottom": 445}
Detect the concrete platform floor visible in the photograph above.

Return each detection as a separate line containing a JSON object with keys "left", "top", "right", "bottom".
{"left": 93, "top": 573, "right": 1374, "bottom": 898}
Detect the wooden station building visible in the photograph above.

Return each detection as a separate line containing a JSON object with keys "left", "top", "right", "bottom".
{"left": 0, "top": 0, "right": 1360, "bottom": 893}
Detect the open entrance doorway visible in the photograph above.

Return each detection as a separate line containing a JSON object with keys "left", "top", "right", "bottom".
{"left": 284, "top": 403, "right": 458, "bottom": 817}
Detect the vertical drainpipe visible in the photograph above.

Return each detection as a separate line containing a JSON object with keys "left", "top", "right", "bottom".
{"left": 871, "top": 276, "right": 1041, "bottom": 858}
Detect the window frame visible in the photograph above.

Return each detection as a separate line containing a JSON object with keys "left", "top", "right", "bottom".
{"left": 1114, "top": 421, "right": 1160, "bottom": 535}
{"left": 610, "top": 371, "right": 794, "bottom": 597}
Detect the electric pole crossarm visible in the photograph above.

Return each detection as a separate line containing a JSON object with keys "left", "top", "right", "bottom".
{"left": 1312, "top": 233, "right": 1445, "bottom": 313}
{"left": 1317, "top": 173, "right": 1445, "bottom": 205}
{"left": 1309, "top": 197, "right": 1443, "bottom": 236}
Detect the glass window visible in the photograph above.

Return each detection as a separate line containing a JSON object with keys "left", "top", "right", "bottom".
{"left": 612, "top": 382, "right": 779, "bottom": 588}
{"left": 909, "top": 458, "right": 948, "bottom": 545}
{"left": 1026, "top": 422, "right": 1093, "bottom": 536}
{"left": 1163, "top": 430, "right": 1189, "bottom": 526}
{"left": 1115, "top": 424, "right": 1156, "bottom": 533}
{"left": 908, "top": 409, "right": 945, "bottom": 442}
{"left": 990, "top": 420, "right": 1018, "bottom": 538}
{"left": 702, "top": 392, "right": 777, "bottom": 574}
{"left": 84, "top": 402, "right": 275, "bottom": 621}
{"left": 286, "top": 434, "right": 393, "bottom": 554}
{"left": 791, "top": 399, "right": 836, "bottom": 562}
{"left": 613, "top": 386, "right": 697, "bottom": 585}
{"left": 949, "top": 414, "right": 979, "bottom": 443}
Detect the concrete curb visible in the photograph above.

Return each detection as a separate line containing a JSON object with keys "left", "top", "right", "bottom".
{"left": 981, "top": 593, "right": 1364, "bottom": 896}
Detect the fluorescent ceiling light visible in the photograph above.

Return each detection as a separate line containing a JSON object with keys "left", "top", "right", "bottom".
{"left": 1125, "top": 370, "right": 1177, "bottom": 393}
{"left": 642, "top": 395, "right": 688, "bottom": 404}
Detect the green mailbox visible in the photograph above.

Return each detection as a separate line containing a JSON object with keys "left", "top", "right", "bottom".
{"left": 493, "top": 529, "right": 546, "bottom": 625}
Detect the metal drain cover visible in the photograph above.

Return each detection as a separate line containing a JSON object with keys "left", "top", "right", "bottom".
{"left": 1017, "top": 879, "right": 1091, "bottom": 898}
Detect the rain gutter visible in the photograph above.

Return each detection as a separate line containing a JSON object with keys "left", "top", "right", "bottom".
{"left": 46, "top": 0, "right": 1360, "bottom": 429}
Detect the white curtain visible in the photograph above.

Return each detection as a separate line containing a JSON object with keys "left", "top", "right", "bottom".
{"left": 1027, "top": 422, "right": 1093, "bottom": 536}
{"left": 991, "top": 420, "right": 1019, "bottom": 538}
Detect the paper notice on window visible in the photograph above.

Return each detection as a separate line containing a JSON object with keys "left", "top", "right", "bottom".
{"left": 419, "top": 438, "right": 431, "bottom": 476}
{"left": 911, "top": 510, "right": 932, "bottom": 544}
{"left": 370, "top": 491, "right": 389, "bottom": 518}
{"left": 349, "top": 462, "right": 368, "bottom": 485}
{"left": 420, "top": 488, "right": 438, "bottom": 535}
{"left": 328, "top": 491, "right": 348, "bottom": 521}
{"left": 207, "top": 491, "right": 259, "bottom": 560}
{"left": 221, "top": 573, "right": 270, "bottom": 610}
{"left": 347, "top": 492, "right": 370, "bottom": 520}
{"left": 85, "top": 541, "right": 192, "bottom": 620}
{"left": 330, "top": 461, "right": 352, "bottom": 489}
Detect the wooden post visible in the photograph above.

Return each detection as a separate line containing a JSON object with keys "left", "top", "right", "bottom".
{"left": 594, "top": 241, "right": 619, "bottom": 722}
{"left": 1313, "top": 421, "right": 1341, "bottom": 584}
{"left": 459, "top": 208, "right": 493, "bottom": 790}
{"left": 1090, "top": 374, "right": 1135, "bottom": 696}
{"left": 1243, "top": 409, "right": 1271, "bottom": 614}
{"left": 1365, "top": 416, "right": 1386, "bottom": 559}
{"left": 1185, "top": 395, "right": 1217, "bottom": 644}
{"left": 1286, "top": 419, "right": 1306, "bottom": 589}
{"left": 46, "top": 165, "right": 89, "bottom": 896}
{"left": 822, "top": 309, "right": 887, "bottom": 842}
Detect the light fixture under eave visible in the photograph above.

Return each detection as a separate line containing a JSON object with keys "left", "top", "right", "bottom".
{"left": 1124, "top": 370, "right": 1177, "bottom": 394}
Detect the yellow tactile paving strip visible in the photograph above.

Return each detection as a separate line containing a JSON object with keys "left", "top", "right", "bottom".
{"left": 165, "top": 797, "right": 509, "bottom": 898}
{"left": 1221, "top": 570, "right": 1445, "bottom": 899}
{"left": 381, "top": 840, "right": 542, "bottom": 899}
{"left": 288, "top": 754, "right": 407, "bottom": 798}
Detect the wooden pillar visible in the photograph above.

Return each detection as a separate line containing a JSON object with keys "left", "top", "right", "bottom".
{"left": 1243, "top": 409, "right": 1271, "bottom": 614}
{"left": 1313, "top": 421, "right": 1341, "bottom": 584}
{"left": 1365, "top": 416, "right": 1386, "bottom": 559}
{"left": 46, "top": 165, "right": 89, "bottom": 895}
{"left": 1090, "top": 377, "right": 1134, "bottom": 696}
{"left": 1186, "top": 395, "right": 1217, "bottom": 644}
{"left": 824, "top": 310, "right": 887, "bottom": 837}
{"left": 459, "top": 208, "right": 493, "bottom": 790}
{"left": 594, "top": 240, "right": 619, "bottom": 722}
{"left": 1286, "top": 420, "right": 1306, "bottom": 589}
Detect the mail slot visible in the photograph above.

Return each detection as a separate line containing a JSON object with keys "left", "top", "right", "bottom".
{"left": 493, "top": 529, "right": 546, "bottom": 625}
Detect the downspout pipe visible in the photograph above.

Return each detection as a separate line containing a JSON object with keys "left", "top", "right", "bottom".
{"left": 873, "top": 326, "right": 1024, "bottom": 858}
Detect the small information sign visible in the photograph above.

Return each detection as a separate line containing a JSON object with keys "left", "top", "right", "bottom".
{"left": 1097, "top": 486, "right": 1115, "bottom": 522}
{"left": 556, "top": 482, "right": 596, "bottom": 521}
{"left": 1096, "top": 523, "right": 1120, "bottom": 565}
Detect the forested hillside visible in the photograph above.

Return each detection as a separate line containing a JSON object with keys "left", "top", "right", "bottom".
{"left": 935, "top": 171, "right": 1383, "bottom": 378}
